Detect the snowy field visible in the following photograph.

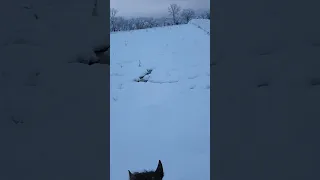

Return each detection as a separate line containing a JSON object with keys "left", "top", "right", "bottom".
{"left": 110, "top": 20, "right": 210, "bottom": 180}
{"left": 0, "top": 1, "right": 109, "bottom": 179}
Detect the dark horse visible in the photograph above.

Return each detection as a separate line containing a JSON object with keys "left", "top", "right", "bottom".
{"left": 128, "top": 160, "right": 164, "bottom": 180}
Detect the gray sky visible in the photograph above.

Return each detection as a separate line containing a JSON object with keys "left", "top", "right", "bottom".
{"left": 110, "top": 0, "right": 210, "bottom": 17}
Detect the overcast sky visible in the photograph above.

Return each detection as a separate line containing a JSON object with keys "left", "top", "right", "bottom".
{"left": 110, "top": 0, "right": 210, "bottom": 17}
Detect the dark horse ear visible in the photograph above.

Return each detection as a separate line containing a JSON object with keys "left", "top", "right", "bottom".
{"left": 128, "top": 170, "right": 134, "bottom": 179}
{"left": 155, "top": 160, "right": 164, "bottom": 178}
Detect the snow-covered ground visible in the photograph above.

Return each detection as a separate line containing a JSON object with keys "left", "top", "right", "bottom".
{"left": 0, "top": 1, "right": 109, "bottom": 179}
{"left": 110, "top": 20, "right": 210, "bottom": 180}
{"left": 189, "top": 19, "right": 210, "bottom": 35}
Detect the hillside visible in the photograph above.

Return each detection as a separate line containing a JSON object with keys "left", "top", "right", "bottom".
{"left": 110, "top": 20, "right": 210, "bottom": 180}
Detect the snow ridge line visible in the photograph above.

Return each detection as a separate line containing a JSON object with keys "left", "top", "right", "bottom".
{"left": 189, "top": 22, "right": 210, "bottom": 36}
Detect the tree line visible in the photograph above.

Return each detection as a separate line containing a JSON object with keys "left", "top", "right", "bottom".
{"left": 110, "top": 4, "right": 210, "bottom": 32}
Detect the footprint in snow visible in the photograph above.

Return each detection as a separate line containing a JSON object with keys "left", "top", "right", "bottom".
{"left": 188, "top": 75, "right": 198, "bottom": 79}
{"left": 118, "top": 84, "right": 124, "bottom": 89}
{"left": 189, "top": 85, "right": 196, "bottom": 89}
{"left": 112, "top": 96, "right": 118, "bottom": 101}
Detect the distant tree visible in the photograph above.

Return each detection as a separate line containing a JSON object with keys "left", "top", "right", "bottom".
{"left": 110, "top": 8, "right": 118, "bottom": 18}
{"left": 114, "top": 17, "right": 127, "bottom": 31}
{"left": 181, "top": 9, "right": 195, "bottom": 23}
{"left": 205, "top": 10, "right": 210, "bottom": 19}
{"left": 134, "top": 18, "right": 145, "bottom": 30}
{"left": 110, "top": 8, "right": 118, "bottom": 31}
{"left": 168, "top": 4, "right": 181, "bottom": 24}
{"left": 199, "top": 10, "right": 210, "bottom": 20}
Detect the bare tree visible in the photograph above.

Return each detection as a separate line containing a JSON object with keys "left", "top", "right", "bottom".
{"left": 168, "top": 4, "right": 181, "bottom": 24}
{"left": 205, "top": 10, "right": 210, "bottom": 19}
{"left": 111, "top": 8, "right": 118, "bottom": 18}
{"left": 114, "top": 17, "right": 127, "bottom": 31}
{"left": 199, "top": 10, "right": 210, "bottom": 19}
{"left": 180, "top": 8, "right": 195, "bottom": 23}
{"left": 110, "top": 8, "right": 118, "bottom": 31}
